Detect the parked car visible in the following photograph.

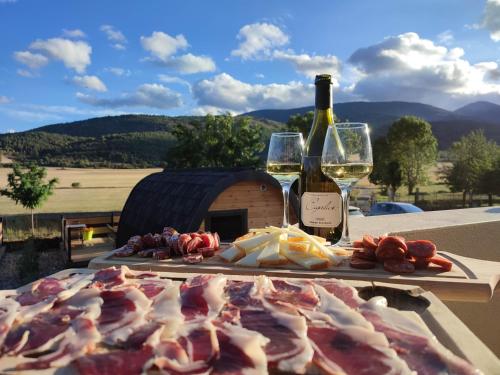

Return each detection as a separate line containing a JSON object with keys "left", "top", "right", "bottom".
{"left": 369, "top": 202, "right": 423, "bottom": 216}
{"left": 349, "top": 206, "right": 365, "bottom": 217}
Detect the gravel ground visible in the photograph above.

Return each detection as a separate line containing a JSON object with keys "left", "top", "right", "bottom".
{"left": 0, "top": 247, "right": 69, "bottom": 290}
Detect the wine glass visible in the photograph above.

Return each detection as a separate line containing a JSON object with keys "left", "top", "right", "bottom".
{"left": 321, "top": 123, "right": 373, "bottom": 245}
{"left": 267, "top": 132, "right": 304, "bottom": 227}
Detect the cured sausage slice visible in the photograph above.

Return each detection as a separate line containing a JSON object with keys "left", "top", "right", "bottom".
{"left": 406, "top": 240, "right": 437, "bottom": 258}
{"left": 350, "top": 257, "right": 377, "bottom": 269}
{"left": 353, "top": 248, "right": 376, "bottom": 261}
{"left": 375, "top": 245, "right": 405, "bottom": 261}
{"left": 383, "top": 259, "right": 415, "bottom": 274}
{"left": 430, "top": 256, "right": 453, "bottom": 272}
{"left": 352, "top": 240, "right": 364, "bottom": 249}
{"left": 362, "top": 235, "right": 378, "bottom": 250}
{"left": 408, "top": 256, "right": 431, "bottom": 269}
{"left": 377, "top": 236, "right": 408, "bottom": 252}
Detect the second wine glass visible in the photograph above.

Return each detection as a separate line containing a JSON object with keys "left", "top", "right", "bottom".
{"left": 266, "top": 132, "right": 304, "bottom": 227}
{"left": 321, "top": 123, "right": 373, "bottom": 245}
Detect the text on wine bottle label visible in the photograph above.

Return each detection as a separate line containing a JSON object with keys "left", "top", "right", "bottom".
{"left": 301, "top": 192, "right": 342, "bottom": 227}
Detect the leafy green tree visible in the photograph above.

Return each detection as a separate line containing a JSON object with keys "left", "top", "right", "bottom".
{"left": 287, "top": 112, "right": 314, "bottom": 138}
{"left": 0, "top": 163, "right": 58, "bottom": 236}
{"left": 369, "top": 137, "right": 402, "bottom": 198}
{"left": 387, "top": 116, "right": 438, "bottom": 194}
{"left": 167, "top": 114, "right": 265, "bottom": 168}
{"left": 443, "top": 130, "right": 498, "bottom": 206}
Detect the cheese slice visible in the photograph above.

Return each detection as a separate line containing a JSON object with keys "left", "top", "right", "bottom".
{"left": 235, "top": 249, "right": 264, "bottom": 267}
{"left": 260, "top": 254, "right": 289, "bottom": 266}
{"left": 219, "top": 246, "right": 245, "bottom": 262}
{"left": 257, "top": 241, "right": 281, "bottom": 263}
{"left": 234, "top": 232, "right": 280, "bottom": 254}
{"left": 284, "top": 250, "right": 329, "bottom": 270}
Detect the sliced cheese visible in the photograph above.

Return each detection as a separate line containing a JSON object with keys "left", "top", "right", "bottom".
{"left": 284, "top": 250, "right": 329, "bottom": 270}
{"left": 288, "top": 226, "right": 344, "bottom": 266}
{"left": 219, "top": 246, "right": 245, "bottom": 262}
{"left": 234, "top": 232, "right": 280, "bottom": 254}
{"left": 260, "top": 254, "right": 289, "bottom": 266}
{"left": 257, "top": 241, "right": 281, "bottom": 263}
{"left": 235, "top": 249, "right": 263, "bottom": 267}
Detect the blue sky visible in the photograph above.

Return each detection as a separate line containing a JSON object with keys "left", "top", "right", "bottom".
{"left": 1, "top": 0, "right": 500, "bottom": 132}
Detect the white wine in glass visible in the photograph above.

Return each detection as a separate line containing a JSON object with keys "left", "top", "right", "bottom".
{"left": 267, "top": 133, "right": 304, "bottom": 227}
{"left": 321, "top": 123, "right": 373, "bottom": 245}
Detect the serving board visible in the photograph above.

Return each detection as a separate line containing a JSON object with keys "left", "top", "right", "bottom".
{"left": 1, "top": 268, "right": 499, "bottom": 375}
{"left": 89, "top": 247, "right": 500, "bottom": 303}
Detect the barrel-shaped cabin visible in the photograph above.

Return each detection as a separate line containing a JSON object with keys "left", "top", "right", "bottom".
{"left": 117, "top": 168, "right": 298, "bottom": 246}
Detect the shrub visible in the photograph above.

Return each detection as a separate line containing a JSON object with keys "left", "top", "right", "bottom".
{"left": 71, "top": 182, "right": 81, "bottom": 188}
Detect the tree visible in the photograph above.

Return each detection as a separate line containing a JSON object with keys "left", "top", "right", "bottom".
{"left": 0, "top": 163, "right": 58, "bottom": 236}
{"left": 369, "top": 137, "right": 402, "bottom": 199}
{"left": 167, "top": 114, "right": 265, "bottom": 168}
{"left": 287, "top": 112, "right": 314, "bottom": 138}
{"left": 387, "top": 116, "right": 438, "bottom": 194}
{"left": 443, "top": 130, "right": 498, "bottom": 206}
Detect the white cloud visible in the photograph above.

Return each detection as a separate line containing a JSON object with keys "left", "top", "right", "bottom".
{"left": 17, "top": 69, "right": 37, "bottom": 78}
{"left": 0, "top": 96, "right": 10, "bottom": 104}
{"left": 105, "top": 67, "right": 131, "bottom": 76}
{"left": 141, "top": 31, "right": 215, "bottom": 74}
{"left": 192, "top": 73, "right": 313, "bottom": 113}
{"left": 71, "top": 75, "right": 107, "bottom": 92}
{"left": 29, "top": 38, "right": 92, "bottom": 73}
{"left": 255, "top": 73, "right": 265, "bottom": 79}
{"left": 273, "top": 50, "right": 341, "bottom": 83}
{"left": 13, "top": 51, "right": 49, "bottom": 69}
{"left": 77, "top": 83, "right": 183, "bottom": 109}
{"left": 483, "top": 0, "right": 500, "bottom": 42}
{"left": 100, "top": 25, "right": 127, "bottom": 50}
{"left": 62, "top": 29, "right": 86, "bottom": 38}
{"left": 347, "top": 32, "right": 500, "bottom": 107}
{"left": 158, "top": 74, "right": 191, "bottom": 90}
{"left": 437, "top": 30, "right": 454, "bottom": 45}
{"left": 141, "top": 31, "right": 188, "bottom": 60}
{"left": 231, "top": 23, "right": 289, "bottom": 59}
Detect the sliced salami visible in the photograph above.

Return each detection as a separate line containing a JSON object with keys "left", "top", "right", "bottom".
{"left": 383, "top": 259, "right": 415, "bottom": 274}
{"left": 407, "top": 240, "right": 437, "bottom": 258}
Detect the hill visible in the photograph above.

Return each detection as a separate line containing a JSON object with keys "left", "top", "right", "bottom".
{"left": 0, "top": 116, "right": 285, "bottom": 168}
{"left": 454, "top": 101, "right": 500, "bottom": 124}
{"left": 245, "top": 100, "right": 500, "bottom": 147}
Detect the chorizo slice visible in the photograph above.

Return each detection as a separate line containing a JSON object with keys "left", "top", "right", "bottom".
{"left": 384, "top": 259, "right": 415, "bottom": 274}
{"left": 406, "top": 240, "right": 437, "bottom": 258}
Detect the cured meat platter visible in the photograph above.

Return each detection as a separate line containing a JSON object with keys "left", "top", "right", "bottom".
{"left": 1, "top": 267, "right": 499, "bottom": 374}
{"left": 89, "top": 247, "right": 500, "bottom": 303}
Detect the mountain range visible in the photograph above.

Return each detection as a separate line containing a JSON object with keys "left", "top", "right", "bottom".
{"left": 0, "top": 100, "right": 499, "bottom": 168}
{"left": 245, "top": 100, "right": 500, "bottom": 148}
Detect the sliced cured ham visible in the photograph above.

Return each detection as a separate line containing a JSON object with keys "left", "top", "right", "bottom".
{"left": 180, "top": 275, "right": 226, "bottom": 322}
{"left": 211, "top": 323, "right": 269, "bottom": 375}
{"left": 3, "top": 306, "right": 85, "bottom": 356}
{"left": 359, "top": 298, "right": 478, "bottom": 375}
{"left": 266, "top": 279, "right": 319, "bottom": 310}
{"left": 0, "top": 298, "right": 19, "bottom": 349}
{"left": 98, "top": 287, "right": 151, "bottom": 345}
{"left": 16, "top": 317, "right": 101, "bottom": 370}
{"left": 313, "top": 279, "right": 364, "bottom": 308}
{"left": 178, "top": 322, "right": 219, "bottom": 364}
{"left": 225, "top": 279, "right": 313, "bottom": 373}
{"left": 307, "top": 322, "right": 412, "bottom": 375}
{"left": 71, "top": 345, "right": 154, "bottom": 375}
{"left": 91, "top": 266, "right": 127, "bottom": 289}
{"left": 147, "top": 284, "right": 184, "bottom": 338}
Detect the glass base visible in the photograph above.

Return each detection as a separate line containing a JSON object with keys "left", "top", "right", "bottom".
{"left": 333, "top": 238, "right": 351, "bottom": 247}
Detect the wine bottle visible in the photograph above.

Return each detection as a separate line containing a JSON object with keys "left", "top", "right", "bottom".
{"left": 299, "top": 74, "right": 343, "bottom": 243}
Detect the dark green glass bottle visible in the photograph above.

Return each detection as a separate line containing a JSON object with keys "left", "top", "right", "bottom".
{"left": 299, "top": 74, "right": 343, "bottom": 243}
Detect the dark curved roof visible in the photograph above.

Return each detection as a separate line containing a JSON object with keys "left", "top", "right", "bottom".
{"left": 117, "top": 168, "right": 298, "bottom": 246}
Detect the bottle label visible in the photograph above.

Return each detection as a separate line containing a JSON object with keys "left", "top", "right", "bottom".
{"left": 301, "top": 192, "right": 342, "bottom": 227}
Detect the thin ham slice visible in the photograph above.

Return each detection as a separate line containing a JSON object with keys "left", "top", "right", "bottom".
{"left": 0, "top": 297, "right": 20, "bottom": 349}
{"left": 177, "top": 322, "right": 219, "bottom": 364}
{"left": 266, "top": 279, "right": 319, "bottom": 310}
{"left": 90, "top": 266, "right": 127, "bottom": 289}
{"left": 16, "top": 317, "right": 101, "bottom": 370}
{"left": 211, "top": 323, "right": 269, "bottom": 375}
{"left": 180, "top": 275, "right": 226, "bottom": 322}
{"left": 359, "top": 298, "right": 478, "bottom": 375}
{"left": 225, "top": 278, "right": 313, "bottom": 374}
{"left": 71, "top": 345, "right": 154, "bottom": 375}
{"left": 313, "top": 279, "right": 364, "bottom": 309}
{"left": 147, "top": 284, "right": 184, "bottom": 338}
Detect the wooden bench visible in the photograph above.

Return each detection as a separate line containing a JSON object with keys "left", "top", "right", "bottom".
{"left": 62, "top": 212, "right": 120, "bottom": 263}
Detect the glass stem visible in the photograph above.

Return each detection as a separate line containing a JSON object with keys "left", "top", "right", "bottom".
{"left": 341, "top": 186, "right": 351, "bottom": 244}
{"left": 281, "top": 182, "right": 291, "bottom": 228}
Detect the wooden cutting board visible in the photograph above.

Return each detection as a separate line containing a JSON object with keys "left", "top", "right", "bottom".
{"left": 89, "top": 249, "right": 500, "bottom": 303}
{"left": 1, "top": 268, "right": 499, "bottom": 375}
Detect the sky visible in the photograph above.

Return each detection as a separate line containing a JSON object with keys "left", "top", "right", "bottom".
{"left": 1, "top": 0, "right": 500, "bottom": 132}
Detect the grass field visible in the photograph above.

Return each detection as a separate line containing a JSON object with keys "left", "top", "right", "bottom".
{"left": 0, "top": 167, "right": 162, "bottom": 215}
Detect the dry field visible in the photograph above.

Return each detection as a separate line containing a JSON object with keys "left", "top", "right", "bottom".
{"left": 0, "top": 167, "right": 162, "bottom": 215}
